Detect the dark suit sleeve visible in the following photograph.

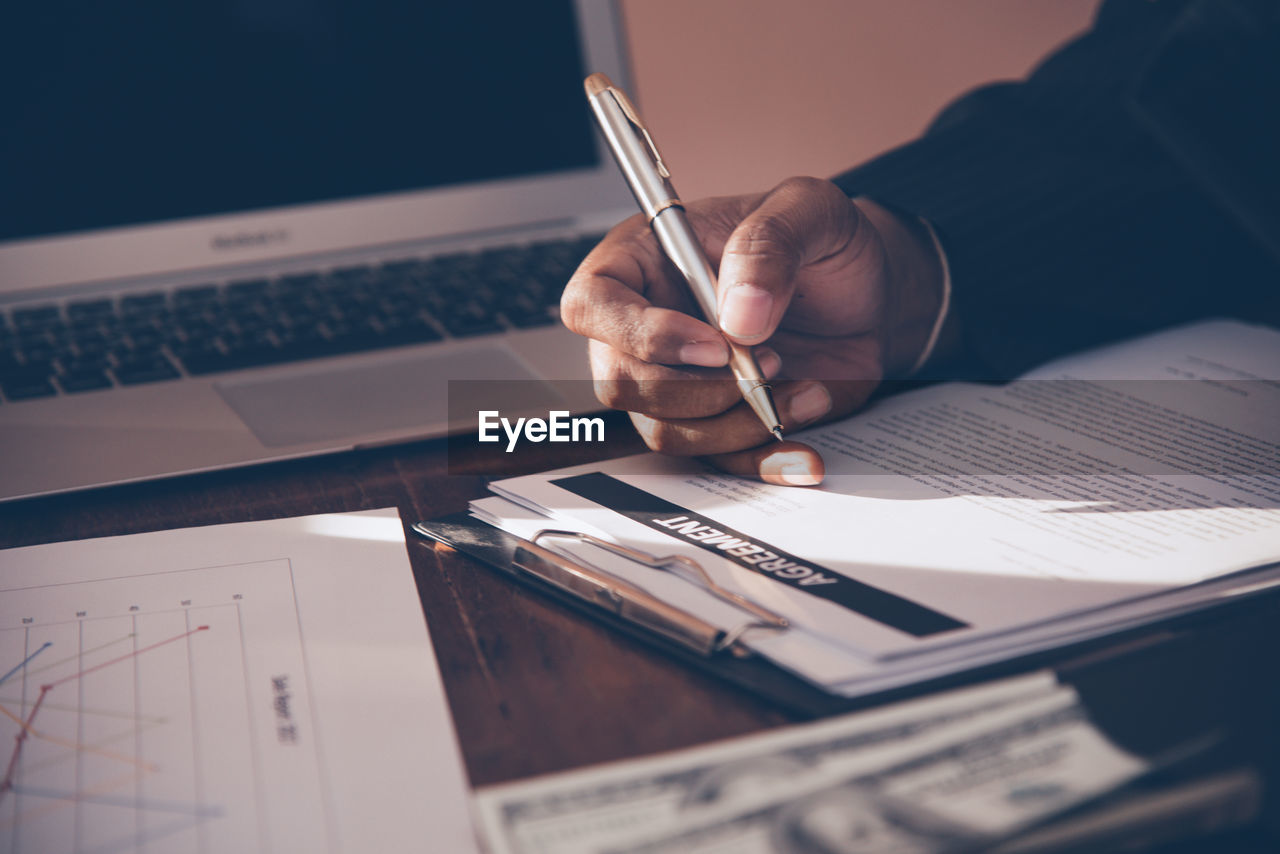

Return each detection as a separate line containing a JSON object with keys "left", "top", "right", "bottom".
{"left": 833, "top": 0, "right": 1280, "bottom": 378}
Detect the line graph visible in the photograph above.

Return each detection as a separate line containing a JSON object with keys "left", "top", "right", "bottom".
{"left": 1, "top": 625, "right": 207, "bottom": 801}
{"left": 0, "top": 559, "right": 332, "bottom": 854}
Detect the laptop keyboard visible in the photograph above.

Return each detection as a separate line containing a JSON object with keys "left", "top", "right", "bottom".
{"left": 0, "top": 234, "right": 602, "bottom": 403}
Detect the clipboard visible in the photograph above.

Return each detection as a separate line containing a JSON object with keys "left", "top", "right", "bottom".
{"left": 412, "top": 513, "right": 1280, "bottom": 720}
{"left": 413, "top": 512, "right": 861, "bottom": 717}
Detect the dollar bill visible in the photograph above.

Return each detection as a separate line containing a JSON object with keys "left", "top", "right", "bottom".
{"left": 604, "top": 691, "right": 1147, "bottom": 854}
{"left": 473, "top": 672, "right": 1062, "bottom": 854}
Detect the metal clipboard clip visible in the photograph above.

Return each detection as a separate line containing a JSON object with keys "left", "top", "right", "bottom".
{"left": 515, "top": 530, "right": 788, "bottom": 658}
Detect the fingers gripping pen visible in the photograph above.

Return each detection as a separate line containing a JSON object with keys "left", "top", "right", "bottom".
{"left": 584, "top": 73, "right": 785, "bottom": 441}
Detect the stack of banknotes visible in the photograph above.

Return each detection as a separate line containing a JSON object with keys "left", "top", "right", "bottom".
{"left": 473, "top": 671, "right": 1219, "bottom": 854}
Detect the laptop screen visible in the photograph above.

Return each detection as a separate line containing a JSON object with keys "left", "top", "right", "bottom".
{"left": 2, "top": 2, "right": 598, "bottom": 244}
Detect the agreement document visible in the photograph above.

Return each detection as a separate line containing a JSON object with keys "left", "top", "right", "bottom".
{"left": 477, "top": 320, "right": 1280, "bottom": 695}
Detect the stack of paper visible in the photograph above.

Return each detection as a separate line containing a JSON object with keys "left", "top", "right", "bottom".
{"left": 471, "top": 320, "right": 1280, "bottom": 697}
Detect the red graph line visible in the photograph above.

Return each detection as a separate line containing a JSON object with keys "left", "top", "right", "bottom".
{"left": 1, "top": 689, "right": 49, "bottom": 799}
{"left": 0, "top": 625, "right": 209, "bottom": 801}
{"left": 45, "top": 626, "right": 208, "bottom": 689}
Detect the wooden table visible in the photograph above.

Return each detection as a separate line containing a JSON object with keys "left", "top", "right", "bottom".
{"left": 3, "top": 410, "right": 1278, "bottom": 851}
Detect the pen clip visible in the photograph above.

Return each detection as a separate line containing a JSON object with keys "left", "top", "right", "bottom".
{"left": 604, "top": 86, "right": 671, "bottom": 179}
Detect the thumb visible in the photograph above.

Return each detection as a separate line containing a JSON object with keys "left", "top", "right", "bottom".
{"left": 715, "top": 177, "right": 858, "bottom": 344}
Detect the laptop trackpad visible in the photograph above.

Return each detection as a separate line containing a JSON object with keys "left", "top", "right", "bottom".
{"left": 216, "top": 347, "right": 563, "bottom": 448}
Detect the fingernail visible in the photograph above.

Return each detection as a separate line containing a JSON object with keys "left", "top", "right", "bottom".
{"left": 788, "top": 382, "right": 831, "bottom": 424}
{"left": 780, "top": 462, "right": 822, "bottom": 486}
{"left": 757, "top": 347, "right": 782, "bottom": 378}
{"left": 678, "top": 340, "right": 728, "bottom": 367}
{"left": 720, "top": 284, "right": 773, "bottom": 340}
{"left": 763, "top": 451, "right": 822, "bottom": 486}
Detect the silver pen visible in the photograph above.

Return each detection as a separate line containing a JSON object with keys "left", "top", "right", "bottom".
{"left": 584, "top": 73, "right": 784, "bottom": 442}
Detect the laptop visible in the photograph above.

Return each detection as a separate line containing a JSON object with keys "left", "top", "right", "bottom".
{"left": 0, "top": 1, "right": 634, "bottom": 502}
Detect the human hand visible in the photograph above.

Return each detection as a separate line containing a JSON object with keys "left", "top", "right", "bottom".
{"left": 560, "top": 176, "right": 947, "bottom": 486}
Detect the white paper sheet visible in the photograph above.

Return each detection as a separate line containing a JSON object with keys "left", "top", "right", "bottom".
{"left": 0, "top": 509, "right": 478, "bottom": 854}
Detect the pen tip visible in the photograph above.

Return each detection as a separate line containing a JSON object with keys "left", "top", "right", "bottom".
{"left": 771, "top": 427, "right": 784, "bottom": 442}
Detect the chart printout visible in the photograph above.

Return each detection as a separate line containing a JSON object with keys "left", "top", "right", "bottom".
{"left": 0, "top": 509, "right": 477, "bottom": 854}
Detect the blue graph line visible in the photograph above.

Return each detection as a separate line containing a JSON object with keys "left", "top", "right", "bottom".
{"left": 0, "top": 642, "right": 52, "bottom": 687}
